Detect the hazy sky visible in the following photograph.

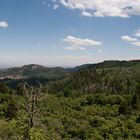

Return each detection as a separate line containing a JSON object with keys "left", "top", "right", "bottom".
{"left": 0, "top": 0, "right": 140, "bottom": 67}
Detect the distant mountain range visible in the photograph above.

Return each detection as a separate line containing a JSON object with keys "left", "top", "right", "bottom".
{"left": 0, "top": 64, "right": 71, "bottom": 88}
{"left": 0, "top": 64, "right": 69, "bottom": 80}
{"left": 0, "top": 60, "right": 140, "bottom": 80}
{"left": 0, "top": 60, "right": 139, "bottom": 88}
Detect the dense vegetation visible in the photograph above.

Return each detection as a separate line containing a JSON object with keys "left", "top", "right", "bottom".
{"left": 47, "top": 60, "right": 140, "bottom": 96}
{"left": 0, "top": 60, "right": 140, "bottom": 140}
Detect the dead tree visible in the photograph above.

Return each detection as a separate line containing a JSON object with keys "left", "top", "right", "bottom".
{"left": 22, "top": 80, "right": 43, "bottom": 140}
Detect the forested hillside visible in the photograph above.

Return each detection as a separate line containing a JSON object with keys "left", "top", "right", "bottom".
{"left": 47, "top": 60, "right": 140, "bottom": 96}
{"left": 0, "top": 60, "right": 140, "bottom": 140}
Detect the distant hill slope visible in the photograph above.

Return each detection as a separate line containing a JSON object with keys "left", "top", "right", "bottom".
{"left": 47, "top": 60, "right": 140, "bottom": 95}
{"left": 0, "top": 64, "right": 70, "bottom": 88}
{"left": 0, "top": 64, "right": 69, "bottom": 80}
{"left": 76, "top": 60, "right": 140, "bottom": 70}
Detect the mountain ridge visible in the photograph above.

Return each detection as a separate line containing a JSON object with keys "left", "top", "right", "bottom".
{"left": 0, "top": 60, "right": 140, "bottom": 79}
{"left": 46, "top": 60, "right": 140, "bottom": 95}
{"left": 0, "top": 64, "right": 69, "bottom": 80}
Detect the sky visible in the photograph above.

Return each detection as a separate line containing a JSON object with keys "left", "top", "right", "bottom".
{"left": 0, "top": 0, "right": 140, "bottom": 67}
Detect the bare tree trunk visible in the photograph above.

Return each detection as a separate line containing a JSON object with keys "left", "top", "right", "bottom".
{"left": 23, "top": 128, "right": 30, "bottom": 140}
{"left": 22, "top": 80, "right": 43, "bottom": 140}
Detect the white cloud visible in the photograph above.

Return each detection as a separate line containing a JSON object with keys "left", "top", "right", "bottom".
{"left": 121, "top": 28, "right": 140, "bottom": 47}
{"left": 81, "top": 11, "right": 93, "bottom": 17}
{"left": 58, "top": 0, "right": 140, "bottom": 18}
{"left": 131, "top": 41, "right": 140, "bottom": 47}
{"left": 53, "top": 4, "right": 59, "bottom": 9}
{"left": 134, "top": 29, "right": 140, "bottom": 37}
{"left": 121, "top": 36, "right": 137, "bottom": 42}
{"left": 62, "top": 35, "right": 101, "bottom": 50}
{"left": 65, "top": 46, "right": 85, "bottom": 50}
{"left": 0, "top": 21, "right": 8, "bottom": 28}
